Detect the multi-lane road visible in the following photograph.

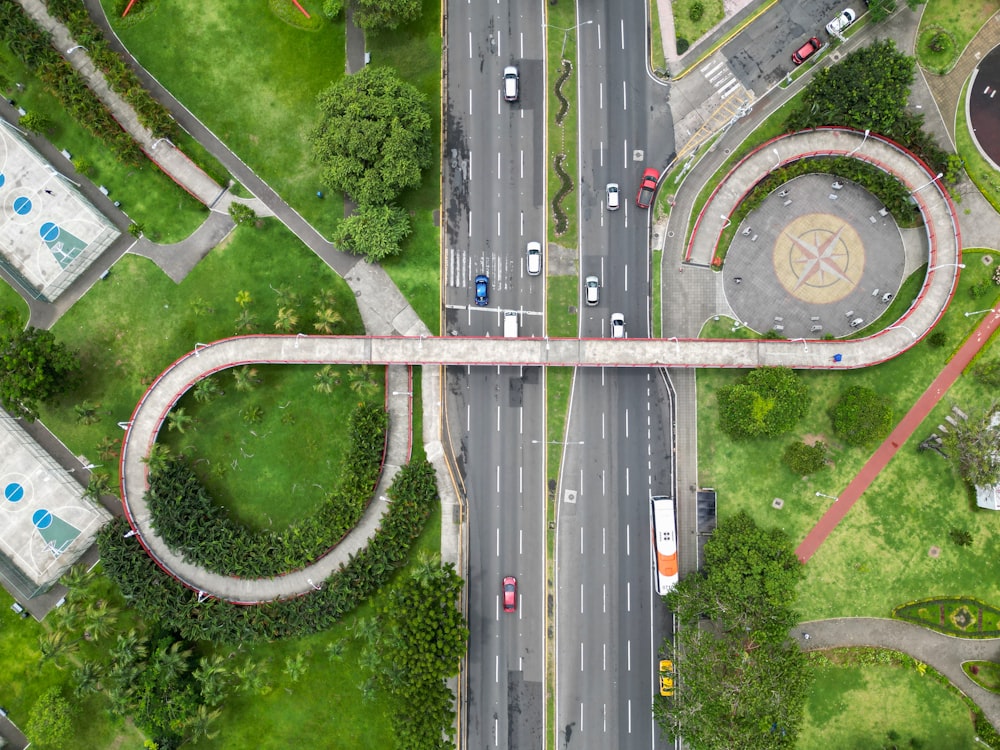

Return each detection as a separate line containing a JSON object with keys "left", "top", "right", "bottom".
{"left": 444, "top": 0, "right": 678, "bottom": 747}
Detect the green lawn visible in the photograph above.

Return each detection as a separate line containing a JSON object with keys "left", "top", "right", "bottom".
{"left": 672, "top": 0, "right": 724, "bottom": 54}
{"left": 42, "top": 219, "right": 363, "bottom": 483}
{"left": 0, "top": 575, "right": 152, "bottom": 746}
{"left": 99, "top": 0, "right": 346, "bottom": 239}
{"left": 956, "top": 77, "right": 1000, "bottom": 212}
{"left": 799, "top": 657, "right": 976, "bottom": 748}
{"left": 699, "top": 250, "right": 1000, "bottom": 618}
{"left": 161, "top": 364, "right": 383, "bottom": 532}
{"left": 546, "top": 0, "right": 581, "bottom": 249}
{"left": 0, "top": 47, "right": 208, "bottom": 244}
{"left": 366, "top": 1, "right": 443, "bottom": 333}
{"left": 916, "top": 0, "right": 998, "bottom": 74}
{"left": 202, "top": 500, "right": 442, "bottom": 749}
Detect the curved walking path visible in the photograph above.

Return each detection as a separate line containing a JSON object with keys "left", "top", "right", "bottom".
{"left": 119, "top": 125, "right": 965, "bottom": 602}
{"left": 792, "top": 617, "right": 1000, "bottom": 728}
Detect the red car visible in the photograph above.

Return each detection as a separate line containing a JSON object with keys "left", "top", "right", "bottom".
{"left": 502, "top": 576, "right": 517, "bottom": 613}
{"left": 636, "top": 167, "right": 659, "bottom": 209}
{"left": 792, "top": 37, "right": 822, "bottom": 65}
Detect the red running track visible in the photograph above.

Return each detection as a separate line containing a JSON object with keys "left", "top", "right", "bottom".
{"left": 796, "top": 309, "right": 1000, "bottom": 563}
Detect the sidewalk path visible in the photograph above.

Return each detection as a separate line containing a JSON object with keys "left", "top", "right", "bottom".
{"left": 792, "top": 617, "right": 1000, "bottom": 728}
{"left": 797, "top": 307, "right": 1000, "bottom": 562}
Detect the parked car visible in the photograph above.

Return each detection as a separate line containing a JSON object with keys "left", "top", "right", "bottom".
{"left": 659, "top": 659, "right": 675, "bottom": 697}
{"left": 606, "top": 183, "right": 620, "bottom": 211}
{"left": 475, "top": 274, "right": 489, "bottom": 306}
{"left": 791, "top": 37, "right": 822, "bottom": 65}
{"left": 503, "top": 66, "right": 519, "bottom": 102}
{"left": 503, "top": 576, "right": 517, "bottom": 613}
{"left": 610, "top": 313, "right": 625, "bottom": 339}
{"left": 825, "top": 8, "right": 856, "bottom": 36}
{"left": 526, "top": 241, "right": 541, "bottom": 276}
{"left": 585, "top": 275, "right": 600, "bottom": 306}
{"left": 636, "top": 168, "right": 659, "bottom": 209}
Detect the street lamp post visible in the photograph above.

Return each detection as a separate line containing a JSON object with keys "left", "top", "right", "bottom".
{"left": 928, "top": 263, "right": 965, "bottom": 272}
{"left": 792, "top": 337, "right": 808, "bottom": 352}
{"left": 911, "top": 172, "right": 944, "bottom": 194}
{"left": 545, "top": 20, "right": 593, "bottom": 57}
{"left": 772, "top": 148, "right": 781, "bottom": 171}
{"left": 848, "top": 129, "right": 870, "bottom": 156}
{"left": 966, "top": 308, "right": 997, "bottom": 318}
{"left": 815, "top": 491, "right": 838, "bottom": 502}
{"left": 66, "top": 45, "right": 87, "bottom": 55}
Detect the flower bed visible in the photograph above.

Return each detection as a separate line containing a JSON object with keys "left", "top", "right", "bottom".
{"left": 892, "top": 596, "right": 1000, "bottom": 638}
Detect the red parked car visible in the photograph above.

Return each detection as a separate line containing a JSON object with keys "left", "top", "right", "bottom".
{"left": 636, "top": 168, "right": 659, "bottom": 209}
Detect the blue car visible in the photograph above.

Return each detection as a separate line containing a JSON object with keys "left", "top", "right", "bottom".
{"left": 475, "top": 274, "right": 489, "bottom": 306}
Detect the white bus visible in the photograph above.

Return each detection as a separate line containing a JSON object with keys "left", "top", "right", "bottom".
{"left": 651, "top": 495, "right": 678, "bottom": 595}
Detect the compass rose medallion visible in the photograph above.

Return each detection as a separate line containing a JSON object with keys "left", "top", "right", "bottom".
{"left": 774, "top": 213, "right": 864, "bottom": 304}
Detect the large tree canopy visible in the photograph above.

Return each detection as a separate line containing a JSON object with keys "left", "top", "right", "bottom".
{"left": 657, "top": 512, "right": 809, "bottom": 749}
{"left": 311, "top": 66, "right": 432, "bottom": 207}
{"left": 830, "top": 385, "right": 894, "bottom": 447}
{"left": 789, "top": 39, "right": 913, "bottom": 134}
{"left": 943, "top": 405, "right": 1000, "bottom": 488}
{"left": 0, "top": 316, "right": 80, "bottom": 421}
{"left": 353, "top": 0, "right": 422, "bottom": 31}
{"left": 717, "top": 367, "right": 810, "bottom": 440}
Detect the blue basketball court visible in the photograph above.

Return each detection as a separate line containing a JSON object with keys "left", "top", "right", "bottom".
{"left": 0, "top": 122, "right": 119, "bottom": 302}
{"left": 0, "top": 412, "right": 110, "bottom": 600}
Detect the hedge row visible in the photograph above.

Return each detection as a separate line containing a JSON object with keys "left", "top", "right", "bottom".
{"left": 101, "top": 458, "right": 440, "bottom": 642}
{"left": 46, "top": 0, "right": 180, "bottom": 140}
{"left": 0, "top": 0, "right": 142, "bottom": 165}
{"left": 146, "top": 403, "right": 389, "bottom": 578}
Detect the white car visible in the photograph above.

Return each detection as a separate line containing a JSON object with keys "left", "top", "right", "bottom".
{"left": 503, "top": 66, "right": 519, "bottom": 102}
{"left": 606, "top": 183, "right": 620, "bottom": 211}
{"left": 825, "top": 8, "right": 855, "bottom": 36}
{"left": 610, "top": 313, "right": 625, "bottom": 339}
{"left": 585, "top": 275, "right": 600, "bottom": 306}
{"left": 526, "top": 241, "right": 541, "bottom": 276}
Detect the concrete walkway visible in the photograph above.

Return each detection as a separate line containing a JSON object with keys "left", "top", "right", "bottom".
{"left": 793, "top": 617, "right": 1000, "bottom": 729}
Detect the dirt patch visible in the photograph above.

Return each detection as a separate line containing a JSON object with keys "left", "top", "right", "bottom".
{"left": 801, "top": 433, "right": 828, "bottom": 446}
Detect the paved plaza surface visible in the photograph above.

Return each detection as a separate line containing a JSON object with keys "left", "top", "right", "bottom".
{"left": 725, "top": 174, "right": 909, "bottom": 338}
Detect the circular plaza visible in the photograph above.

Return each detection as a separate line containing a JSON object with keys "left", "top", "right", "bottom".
{"left": 968, "top": 43, "right": 1000, "bottom": 171}
{"left": 724, "top": 174, "right": 907, "bottom": 339}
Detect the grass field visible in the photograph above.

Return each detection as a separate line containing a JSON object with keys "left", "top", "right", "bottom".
{"left": 798, "top": 658, "right": 976, "bottom": 748}
{"left": 160, "top": 364, "right": 383, "bottom": 532}
{"left": 99, "top": 0, "right": 346, "bottom": 239}
{"left": 42, "top": 220, "right": 363, "bottom": 484}
{"left": 699, "top": 250, "right": 1000, "bottom": 620}
{"left": 916, "top": 0, "right": 999, "bottom": 74}
{"left": 365, "top": 2, "right": 443, "bottom": 332}
{"left": 0, "top": 47, "right": 208, "bottom": 244}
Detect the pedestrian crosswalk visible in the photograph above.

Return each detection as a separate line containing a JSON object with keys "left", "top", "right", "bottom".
{"left": 446, "top": 246, "right": 514, "bottom": 294}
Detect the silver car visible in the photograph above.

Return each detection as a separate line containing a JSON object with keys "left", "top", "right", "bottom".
{"left": 825, "top": 8, "right": 855, "bottom": 36}
{"left": 606, "top": 183, "right": 620, "bottom": 211}
{"left": 610, "top": 313, "right": 625, "bottom": 339}
{"left": 526, "top": 241, "right": 541, "bottom": 276}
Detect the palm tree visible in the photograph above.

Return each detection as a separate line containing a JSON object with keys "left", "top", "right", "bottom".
{"left": 233, "top": 366, "right": 260, "bottom": 393}
{"left": 110, "top": 628, "right": 148, "bottom": 667}
{"left": 313, "top": 307, "right": 343, "bottom": 334}
{"left": 193, "top": 376, "right": 223, "bottom": 404}
{"left": 348, "top": 365, "right": 381, "bottom": 400}
{"left": 39, "top": 630, "right": 79, "bottom": 669}
{"left": 274, "top": 306, "right": 299, "bottom": 333}
{"left": 235, "top": 290, "right": 252, "bottom": 308}
{"left": 61, "top": 563, "right": 97, "bottom": 594}
{"left": 73, "top": 400, "right": 101, "bottom": 425}
{"left": 283, "top": 652, "right": 307, "bottom": 683}
{"left": 272, "top": 284, "right": 299, "bottom": 309}
{"left": 194, "top": 654, "right": 230, "bottom": 706}
{"left": 141, "top": 443, "right": 171, "bottom": 474}
{"left": 325, "top": 640, "right": 346, "bottom": 663}
{"left": 183, "top": 703, "right": 222, "bottom": 744}
{"left": 96, "top": 435, "right": 121, "bottom": 462}
{"left": 313, "top": 365, "right": 340, "bottom": 394}
{"left": 232, "top": 656, "right": 268, "bottom": 695}
{"left": 83, "top": 471, "right": 112, "bottom": 502}
{"left": 167, "top": 407, "right": 195, "bottom": 434}
{"left": 72, "top": 660, "right": 102, "bottom": 698}
{"left": 234, "top": 307, "right": 257, "bottom": 334}
{"left": 82, "top": 600, "right": 118, "bottom": 642}
{"left": 153, "top": 641, "right": 192, "bottom": 684}
{"left": 350, "top": 616, "right": 378, "bottom": 646}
